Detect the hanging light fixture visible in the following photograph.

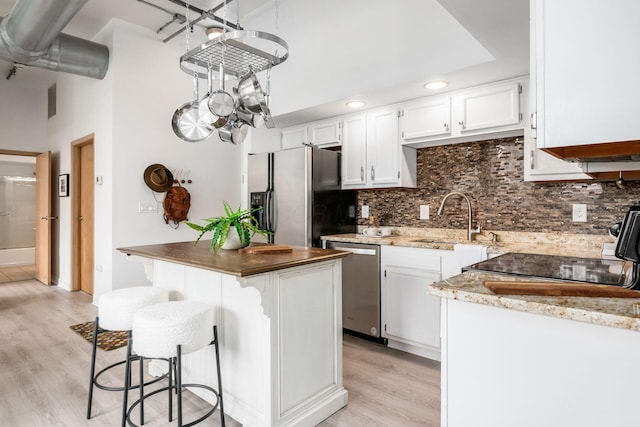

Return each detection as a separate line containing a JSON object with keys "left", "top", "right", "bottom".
{"left": 205, "top": 26, "right": 224, "bottom": 40}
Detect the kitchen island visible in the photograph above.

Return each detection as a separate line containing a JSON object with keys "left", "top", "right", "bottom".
{"left": 118, "top": 241, "right": 349, "bottom": 427}
{"left": 429, "top": 272, "right": 640, "bottom": 427}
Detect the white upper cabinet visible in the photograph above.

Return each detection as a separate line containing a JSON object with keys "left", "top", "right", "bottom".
{"left": 401, "top": 78, "right": 525, "bottom": 147}
{"left": 281, "top": 118, "right": 342, "bottom": 150}
{"left": 342, "top": 107, "right": 417, "bottom": 189}
{"left": 401, "top": 96, "right": 452, "bottom": 140}
{"left": 455, "top": 82, "right": 521, "bottom": 133}
{"left": 341, "top": 113, "right": 368, "bottom": 187}
{"left": 367, "top": 107, "right": 402, "bottom": 186}
{"left": 281, "top": 125, "right": 308, "bottom": 150}
{"left": 309, "top": 118, "right": 342, "bottom": 147}
{"left": 533, "top": 0, "right": 640, "bottom": 149}
{"left": 526, "top": 1, "right": 591, "bottom": 181}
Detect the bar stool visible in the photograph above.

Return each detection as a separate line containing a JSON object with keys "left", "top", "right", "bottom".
{"left": 123, "top": 300, "right": 224, "bottom": 427}
{"left": 86, "top": 286, "right": 169, "bottom": 420}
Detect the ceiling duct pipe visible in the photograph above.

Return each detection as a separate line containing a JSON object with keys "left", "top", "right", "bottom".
{"left": 0, "top": 0, "right": 109, "bottom": 80}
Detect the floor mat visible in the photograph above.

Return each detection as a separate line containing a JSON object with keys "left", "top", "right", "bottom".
{"left": 69, "top": 321, "right": 128, "bottom": 351}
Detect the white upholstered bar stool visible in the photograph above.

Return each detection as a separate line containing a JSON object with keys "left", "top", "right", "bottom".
{"left": 123, "top": 300, "right": 224, "bottom": 427}
{"left": 86, "top": 286, "right": 169, "bottom": 420}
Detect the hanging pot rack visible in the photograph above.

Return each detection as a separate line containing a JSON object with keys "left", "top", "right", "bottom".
{"left": 179, "top": 30, "right": 289, "bottom": 79}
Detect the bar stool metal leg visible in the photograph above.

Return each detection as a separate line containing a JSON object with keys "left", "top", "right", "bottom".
{"left": 213, "top": 325, "right": 225, "bottom": 427}
{"left": 122, "top": 332, "right": 132, "bottom": 427}
{"left": 86, "top": 316, "right": 100, "bottom": 419}
{"left": 177, "top": 345, "right": 183, "bottom": 427}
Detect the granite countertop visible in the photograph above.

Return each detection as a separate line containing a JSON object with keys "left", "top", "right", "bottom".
{"left": 322, "top": 227, "right": 616, "bottom": 258}
{"left": 428, "top": 271, "right": 640, "bottom": 331}
{"left": 118, "top": 241, "right": 348, "bottom": 277}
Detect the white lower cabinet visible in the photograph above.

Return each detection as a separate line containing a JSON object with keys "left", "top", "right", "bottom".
{"left": 381, "top": 245, "right": 455, "bottom": 361}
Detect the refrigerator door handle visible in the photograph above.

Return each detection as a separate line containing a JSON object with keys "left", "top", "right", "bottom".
{"left": 270, "top": 190, "right": 278, "bottom": 232}
{"left": 264, "top": 189, "right": 272, "bottom": 232}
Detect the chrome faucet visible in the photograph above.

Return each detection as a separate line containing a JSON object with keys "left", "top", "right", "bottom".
{"left": 437, "top": 191, "right": 481, "bottom": 241}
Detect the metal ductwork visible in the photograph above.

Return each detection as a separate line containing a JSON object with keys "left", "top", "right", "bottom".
{"left": 0, "top": 0, "right": 109, "bottom": 80}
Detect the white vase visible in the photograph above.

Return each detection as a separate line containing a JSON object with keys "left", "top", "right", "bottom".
{"left": 221, "top": 227, "right": 248, "bottom": 250}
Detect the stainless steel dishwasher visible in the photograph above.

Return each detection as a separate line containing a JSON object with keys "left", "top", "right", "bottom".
{"left": 325, "top": 241, "right": 386, "bottom": 344}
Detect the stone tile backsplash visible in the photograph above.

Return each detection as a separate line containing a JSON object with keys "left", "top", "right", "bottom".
{"left": 357, "top": 137, "right": 640, "bottom": 234}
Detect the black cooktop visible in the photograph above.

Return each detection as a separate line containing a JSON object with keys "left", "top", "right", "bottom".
{"left": 463, "top": 252, "right": 628, "bottom": 286}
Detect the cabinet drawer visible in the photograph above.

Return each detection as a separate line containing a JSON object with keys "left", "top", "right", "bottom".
{"left": 381, "top": 245, "right": 444, "bottom": 272}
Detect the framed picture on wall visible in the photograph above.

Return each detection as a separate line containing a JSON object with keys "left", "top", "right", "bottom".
{"left": 58, "top": 174, "right": 69, "bottom": 197}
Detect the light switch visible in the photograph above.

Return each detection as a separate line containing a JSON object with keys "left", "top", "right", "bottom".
{"left": 361, "top": 205, "right": 369, "bottom": 219}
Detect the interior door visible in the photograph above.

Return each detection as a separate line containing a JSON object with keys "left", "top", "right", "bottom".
{"left": 35, "top": 151, "right": 51, "bottom": 285}
{"left": 79, "top": 142, "right": 94, "bottom": 294}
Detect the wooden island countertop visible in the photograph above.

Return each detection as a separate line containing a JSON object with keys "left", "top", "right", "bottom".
{"left": 117, "top": 241, "right": 349, "bottom": 277}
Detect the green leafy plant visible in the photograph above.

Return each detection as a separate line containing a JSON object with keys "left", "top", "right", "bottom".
{"left": 186, "top": 201, "right": 270, "bottom": 253}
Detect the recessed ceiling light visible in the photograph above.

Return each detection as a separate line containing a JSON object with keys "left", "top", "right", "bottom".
{"left": 346, "top": 100, "right": 366, "bottom": 109}
{"left": 424, "top": 80, "right": 448, "bottom": 90}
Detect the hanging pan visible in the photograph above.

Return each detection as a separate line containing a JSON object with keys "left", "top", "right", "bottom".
{"left": 206, "top": 63, "right": 235, "bottom": 126}
{"left": 237, "top": 70, "right": 275, "bottom": 129}
{"left": 198, "top": 66, "right": 228, "bottom": 129}
{"left": 172, "top": 74, "right": 213, "bottom": 142}
{"left": 219, "top": 114, "right": 249, "bottom": 145}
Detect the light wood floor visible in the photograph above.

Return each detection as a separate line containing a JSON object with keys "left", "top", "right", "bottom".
{"left": 0, "top": 264, "right": 35, "bottom": 283}
{"left": 0, "top": 279, "right": 441, "bottom": 426}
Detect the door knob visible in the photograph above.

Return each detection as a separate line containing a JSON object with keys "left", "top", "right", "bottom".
{"left": 41, "top": 216, "right": 57, "bottom": 220}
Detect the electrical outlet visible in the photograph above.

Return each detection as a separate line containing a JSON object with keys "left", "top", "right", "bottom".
{"left": 361, "top": 205, "right": 369, "bottom": 219}
{"left": 420, "top": 205, "right": 429, "bottom": 220}
{"left": 572, "top": 204, "right": 587, "bottom": 222}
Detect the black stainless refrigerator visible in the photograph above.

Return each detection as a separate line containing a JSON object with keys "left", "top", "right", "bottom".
{"left": 248, "top": 145, "right": 357, "bottom": 247}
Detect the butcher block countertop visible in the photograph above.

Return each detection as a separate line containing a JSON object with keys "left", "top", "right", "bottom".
{"left": 117, "top": 241, "right": 349, "bottom": 277}
{"left": 429, "top": 271, "right": 640, "bottom": 331}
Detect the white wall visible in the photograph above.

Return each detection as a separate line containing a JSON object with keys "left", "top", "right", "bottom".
{"left": 49, "top": 19, "right": 242, "bottom": 301}
{"left": 0, "top": 77, "right": 48, "bottom": 153}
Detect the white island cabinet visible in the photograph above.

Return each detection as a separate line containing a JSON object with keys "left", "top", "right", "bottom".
{"left": 431, "top": 273, "right": 640, "bottom": 427}
{"left": 119, "top": 242, "right": 348, "bottom": 427}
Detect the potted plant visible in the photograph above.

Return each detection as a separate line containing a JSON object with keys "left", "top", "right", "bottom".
{"left": 186, "top": 201, "right": 270, "bottom": 252}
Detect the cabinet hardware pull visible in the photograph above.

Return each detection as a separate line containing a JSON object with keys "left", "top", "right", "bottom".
{"left": 530, "top": 150, "right": 535, "bottom": 169}
{"left": 360, "top": 166, "right": 364, "bottom": 182}
{"left": 371, "top": 166, "right": 375, "bottom": 181}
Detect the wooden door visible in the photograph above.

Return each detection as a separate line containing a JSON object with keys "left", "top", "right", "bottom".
{"left": 35, "top": 151, "right": 51, "bottom": 285}
{"left": 78, "top": 142, "right": 94, "bottom": 294}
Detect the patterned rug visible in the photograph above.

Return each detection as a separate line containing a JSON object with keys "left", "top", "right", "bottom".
{"left": 69, "top": 321, "right": 129, "bottom": 351}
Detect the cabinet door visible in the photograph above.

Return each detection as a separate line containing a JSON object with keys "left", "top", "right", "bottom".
{"left": 455, "top": 82, "right": 521, "bottom": 133}
{"left": 341, "top": 114, "right": 367, "bottom": 188}
{"left": 535, "top": 0, "right": 640, "bottom": 148}
{"left": 524, "top": 136, "right": 591, "bottom": 182}
{"left": 367, "top": 107, "right": 400, "bottom": 186}
{"left": 281, "top": 125, "right": 308, "bottom": 150}
{"left": 309, "top": 119, "right": 342, "bottom": 147}
{"left": 383, "top": 265, "right": 441, "bottom": 349}
{"left": 401, "top": 96, "right": 451, "bottom": 141}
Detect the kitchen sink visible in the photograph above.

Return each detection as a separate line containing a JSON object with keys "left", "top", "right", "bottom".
{"left": 411, "top": 238, "right": 459, "bottom": 244}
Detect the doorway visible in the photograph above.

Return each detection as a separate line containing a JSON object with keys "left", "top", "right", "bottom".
{"left": 71, "top": 135, "right": 94, "bottom": 294}
{"left": 0, "top": 152, "right": 38, "bottom": 283}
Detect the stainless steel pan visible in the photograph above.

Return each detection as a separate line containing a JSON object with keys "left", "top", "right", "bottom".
{"left": 219, "top": 114, "right": 248, "bottom": 145}
{"left": 172, "top": 74, "right": 213, "bottom": 142}
{"left": 198, "top": 67, "right": 228, "bottom": 129}
{"left": 207, "top": 64, "right": 235, "bottom": 125}
{"left": 236, "top": 70, "right": 275, "bottom": 128}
